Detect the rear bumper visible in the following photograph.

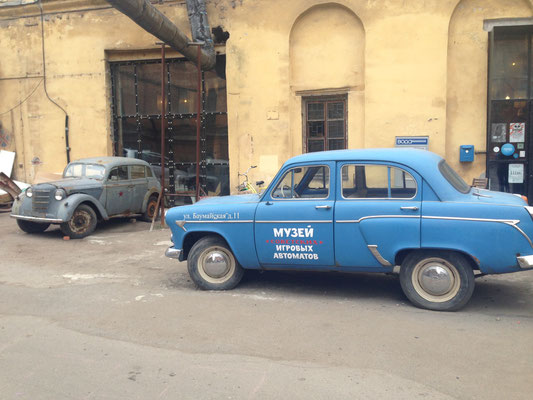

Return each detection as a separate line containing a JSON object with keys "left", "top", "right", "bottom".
{"left": 165, "top": 247, "right": 183, "bottom": 260}
{"left": 517, "top": 255, "right": 533, "bottom": 270}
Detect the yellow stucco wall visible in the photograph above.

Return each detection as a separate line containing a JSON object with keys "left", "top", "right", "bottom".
{"left": 0, "top": 0, "right": 532, "bottom": 190}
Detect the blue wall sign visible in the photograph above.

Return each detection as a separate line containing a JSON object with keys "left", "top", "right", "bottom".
{"left": 395, "top": 136, "right": 429, "bottom": 150}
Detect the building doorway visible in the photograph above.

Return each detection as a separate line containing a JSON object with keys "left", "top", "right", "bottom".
{"left": 110, "top": 55, "right": 229, "bottom": 205}
{"left": 487, "top": 26, "right": 532, "bottom": 202}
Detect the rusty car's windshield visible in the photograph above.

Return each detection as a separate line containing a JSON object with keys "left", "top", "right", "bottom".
{"left": 438, "top": 160, "right": 470, "bottom": 194}
{"left": 64, "top": 163, "right": 106, "bottom": 180}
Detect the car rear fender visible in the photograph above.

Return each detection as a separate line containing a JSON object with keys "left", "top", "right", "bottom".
{"left": 142, "top": 188, "right": 160, "bottom": 212}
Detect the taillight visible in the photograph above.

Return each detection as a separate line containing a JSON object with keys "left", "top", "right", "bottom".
{"left": 521, "top": 195, "right": 528, "bottom": 204}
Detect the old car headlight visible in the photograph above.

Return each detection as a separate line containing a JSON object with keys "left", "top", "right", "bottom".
{"left": 26, "top": 187, "right": 33, "bottom": 198}
{"left": 54, "top": 189, "right": 66, "bottom": 201}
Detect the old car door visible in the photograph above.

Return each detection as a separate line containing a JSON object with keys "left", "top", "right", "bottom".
{"left": 254, "top": 162, "right": 335, "bottom": 267}
{"left": 129, "top": 165, "right": 148, "bottom": 213}
{"left": 105, "top": 165, "right": 132, "bottom": 215}
{"left": 334, "top": 162, "right": 421, "bottom": 268}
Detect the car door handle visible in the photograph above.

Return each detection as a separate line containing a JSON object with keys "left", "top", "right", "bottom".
{"left": 315, "top": 205, "right": 331, "bottom": 209}
{"left": 400, "top": 206, "right": 419, "bottom": 211}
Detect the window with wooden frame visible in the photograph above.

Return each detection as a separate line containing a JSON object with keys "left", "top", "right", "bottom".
{"left": 304, "top": 97, "right": 347, "bottom": 152}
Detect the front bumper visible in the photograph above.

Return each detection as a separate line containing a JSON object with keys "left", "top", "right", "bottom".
{"left": 517, "top": 255, "right": 533, "bottom": 270}
{"left": 11, "top": 214, "right": 64, "bottom": 223}
{"left": 165, "top": 247, "right": 182, "bottom": 260}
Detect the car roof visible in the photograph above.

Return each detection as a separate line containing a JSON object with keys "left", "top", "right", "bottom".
{"left": 69, "top": 157, "right": 149, "bottom": 168}
{"left": 284, "top": 148, "right": 443, "bottom": 168}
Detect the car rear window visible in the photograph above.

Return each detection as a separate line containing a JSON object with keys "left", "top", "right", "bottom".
{"left": 438, "top": 160, "right": 470, "bottom": 194}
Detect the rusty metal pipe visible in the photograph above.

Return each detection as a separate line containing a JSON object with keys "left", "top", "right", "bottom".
{"left": 160, "top": 43, "right": 166, "bottom": 226}
{"left": 105, "top": 0, "right": 215, "bottom": 70}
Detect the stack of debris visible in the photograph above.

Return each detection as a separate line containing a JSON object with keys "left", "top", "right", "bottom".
{"left": 0, "top": 150, "right": 29, "bottom": 213}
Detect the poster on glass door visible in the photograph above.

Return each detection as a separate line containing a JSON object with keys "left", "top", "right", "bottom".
{"left": 508, "top": 163, "right": 524, "bottom": 184}
{"left": 509, "top": 123, "right": 525, "bottom": 143}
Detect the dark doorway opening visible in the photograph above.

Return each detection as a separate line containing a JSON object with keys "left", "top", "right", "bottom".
{"left": 487, "top": 26, "right": 532, "bottom": 202}
{"left": 110, "top": 55, "right": 229, "bottom": 206}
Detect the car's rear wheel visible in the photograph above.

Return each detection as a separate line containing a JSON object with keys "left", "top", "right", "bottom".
{"left": 140, "top": 194, "right": 159, "bottom": 222}
{"left": 60, "top": 204, "right": 97, "bottom": 239}
{"left": 400, "top": 251, "right": 474, "bottom": 311}
{"left": 187, "top": 236, "right": 244, "bottom": 290}
{"left": 16, "top": 219, "right": 50, "bottom": 234}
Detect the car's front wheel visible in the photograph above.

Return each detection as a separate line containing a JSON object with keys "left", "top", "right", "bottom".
{"left": 400, "top": 251, "right": 475, "bottom": 311}
{"left": 60, "top": 204, "right": 97, "bottom": 239}
{"left": 187, "top": 236, "right": 244, "bottom": 290}
{"left": 16, "top": 219, "right": 50, "bottom": 234}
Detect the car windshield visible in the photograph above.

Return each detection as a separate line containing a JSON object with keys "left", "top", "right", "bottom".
{"left": 438, "top": 160, "right": 470, "bottom": 194}
{"left": 64, "top": 163, "right": 106, "bottom": 180}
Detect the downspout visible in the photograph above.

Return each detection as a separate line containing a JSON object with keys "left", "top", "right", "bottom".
{"left": 105, "top": 0, "right": 215, "bottom": 70}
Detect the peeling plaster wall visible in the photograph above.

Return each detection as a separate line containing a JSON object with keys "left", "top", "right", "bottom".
{"left": 0, "top": 0, "right": 532, "bottom": 188}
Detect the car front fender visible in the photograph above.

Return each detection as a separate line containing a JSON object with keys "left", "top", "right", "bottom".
{"left": 57, "top": 194, "right": 109, "bottom": 221}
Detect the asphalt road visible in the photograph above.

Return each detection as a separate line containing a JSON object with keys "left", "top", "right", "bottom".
{"left": 1, "top": 212, "right": 532, "bottom": 399}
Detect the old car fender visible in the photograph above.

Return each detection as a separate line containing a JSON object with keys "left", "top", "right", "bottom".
{"left": 421, "top": 202, "right": 533, "bottom": 274}
{"left": 57, "top": 193, "right": 109, "bottom": 221}
{"left": 141, "top": 188, "right": 160, "bottom": 212}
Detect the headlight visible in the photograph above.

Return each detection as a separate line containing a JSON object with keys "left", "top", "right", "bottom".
{"left": 26, "top": 187, "right": 33, "bottom": 198}
{"left": 54, "top": 189, "right": 66, "bottom": 201}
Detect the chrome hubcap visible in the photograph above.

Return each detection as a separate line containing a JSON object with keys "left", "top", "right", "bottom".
{"left": 203, "top": 251, "right": 230, "bottom": 278}
{"left": 412, "top": 257, "right": 461, "bottom": 303}
{"left": 419, "top": 264, "right": 453, "bottom": 296}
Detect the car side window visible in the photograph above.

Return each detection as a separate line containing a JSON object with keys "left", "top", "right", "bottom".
{"left": 145, "top": 166, "right": 154, "bottom": 178}
{"left": 341, "top": 164, "right": 416, "bottom": 199}
{"left": 108, "top": 166, "right": 128, "bottom": 181}
{"left": 272, "top": 165, "right": 329, "bottom": 199}
{"left": 131, "top": 165, "right": 145, "bottom": 179}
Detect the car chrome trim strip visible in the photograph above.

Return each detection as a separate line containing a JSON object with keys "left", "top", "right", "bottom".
{"left": 367, "top": 245, "right": 392, "bottom": 267}
{"left": 184, "top": 220, "right": 254, "bottom": 223}
{"left": 255, "top": 220, "right": 332, "bottom": 223}
{"left": 422, "top": 215, "right": 520, "bottom": 224}
{"left": 336, "top": 215, "right": 420, "bottom": 223}
{"left": 517, "top": 255, "right": 533, "bottom": 269}
{"left": 505, "top": 222, "right": 533, "bottom": 248}
{"left": 10, "top": 214, "right": 64, "bottom": 223}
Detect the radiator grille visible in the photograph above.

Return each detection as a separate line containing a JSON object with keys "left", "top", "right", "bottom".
{"left": 32, "top": 189, "right": 52, "bottom": 215}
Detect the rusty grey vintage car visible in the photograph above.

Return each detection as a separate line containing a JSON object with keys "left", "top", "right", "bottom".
{"left": 11, "top": 157, "right": 161, "bottom": 239}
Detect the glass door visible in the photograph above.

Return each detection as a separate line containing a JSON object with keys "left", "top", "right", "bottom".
{"left": 487, "top": 26, "right": 532, "bottom": 201}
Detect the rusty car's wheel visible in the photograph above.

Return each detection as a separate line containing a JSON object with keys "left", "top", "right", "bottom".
{"left": 141, "top": 195, "right": 159, "bottom": 222}
{"left": 187, "top": 236, "right": 244, "bottom": 290}
{"left": 16, "top": 219, "right": 50, "bottom": 234}
{"left": 400, "top": 251, "right": 475, "bottom": 311}
{"left": 60, "top": 204, "right": 97, "bottom": 239}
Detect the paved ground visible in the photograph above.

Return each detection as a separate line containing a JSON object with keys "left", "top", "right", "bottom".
{"left": 0, "top": 212, "right": 532, "bottom": 399}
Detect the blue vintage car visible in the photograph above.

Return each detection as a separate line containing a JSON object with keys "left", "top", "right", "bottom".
{"left": 165, "top": 148, "right": 533, "bottom": 311}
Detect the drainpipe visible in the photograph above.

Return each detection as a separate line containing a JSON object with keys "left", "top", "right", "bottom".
{"left": 105, "top": 0, "right": 215, "bottom": 70}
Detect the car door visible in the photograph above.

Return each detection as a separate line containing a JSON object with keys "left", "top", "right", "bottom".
{"left": 334, "top": 162, "right": 421, "bottom": 268}
{"left": 130, "top": 165, "right": 148, "bottom": 213}
{"left": 105, "top": 166, "right": 132, "bottom": 215}
{"left": 254, "top": 162, "right": 335, "bottom": 267}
